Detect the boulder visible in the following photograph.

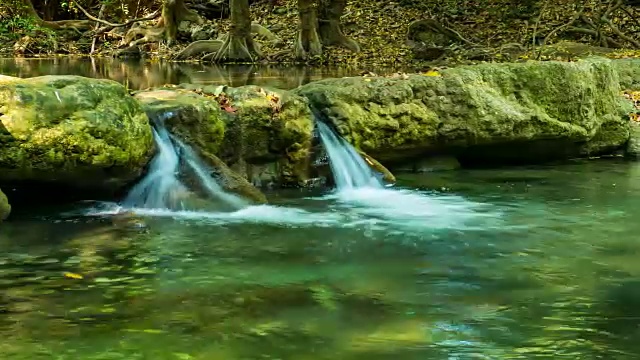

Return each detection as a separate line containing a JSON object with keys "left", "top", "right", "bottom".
{"left": 295, "top": 57, "right": 630, "bottom": 167}
{"left": 0, "top": 187, "right": 10, "bottom": 221}
{"left": 626, "top": 121, "right": 640, "bottom": 159}
{"left": 134, "top": 85, "right": 314, "bottom": 188}
{"left": 613, "top": 59, "right": 640, "bottom": 91}
{"left": 0, "top": 75, "right": 154, "bottom": 195}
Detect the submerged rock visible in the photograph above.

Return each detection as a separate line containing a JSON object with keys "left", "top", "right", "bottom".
{"left": 135, "top": 85, "right": 314, "bottom": 188}
{"left": 0, "top": 75, "right": 154, "bottom": 195}
{"left": 0, "top": 187, "right": 10, "bottom": 221}
{"left": 295, "top": 57, "right": 630, "bottom": 167}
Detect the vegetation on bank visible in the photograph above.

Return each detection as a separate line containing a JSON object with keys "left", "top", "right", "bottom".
{"left": 1, "top": 0, "right": 640, "bottom": 66}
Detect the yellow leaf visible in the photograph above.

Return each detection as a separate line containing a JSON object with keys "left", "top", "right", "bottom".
{"left": 64, "top": 272, "right": 83, "bottom": 279}
{"left": 422, "top": 70, "right": 441, "bottom": 77}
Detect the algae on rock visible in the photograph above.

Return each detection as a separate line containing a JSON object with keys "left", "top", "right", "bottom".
{"left": 0, "top": 188, "right": 10, "bottom": 221}
{"left": 0, "top": 75, "right": 154, "bottom": 193}
{"left": 134, "top": 89, "right": 266, "bottom": 202}
{"left": 295, "top": 57, "right": 630, "bottom": 166}
{"left": 223, "top": 85, "right": 314, "bottom": 186}
{"left": 135, "top": 85, "right": 315, "bottom": 188}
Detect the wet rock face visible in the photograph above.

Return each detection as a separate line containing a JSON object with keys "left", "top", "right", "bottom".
{"left": 0, "top": 187, "right": 10, "bottom": 221}
{"left": 0, "top": 75, "right": 154, "bottom": 195}
{"left": 134, "top": 85, "right": 315, "bottom": 188}
{"left": 295, "top": 58, "right": 630, "bottom": 167}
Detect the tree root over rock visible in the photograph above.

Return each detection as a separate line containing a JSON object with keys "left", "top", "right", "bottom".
{"left": 175, "top": 40, "right": 224, "bottom": 60}
{"left": 177, "top": 23, "right": 277, "bottom": 61}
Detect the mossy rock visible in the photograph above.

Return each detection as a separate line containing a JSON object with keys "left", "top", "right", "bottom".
{"left": 0, "top": 187, "right": 10, "bottom": 221}
{"left": 135, "top": 86, "right": 315, "bottom": 187}
{"left": 0, "top": 75, "right": 154, "bottom": 192}
{"left": 612, "top": 58, "right": 640, "bottom": 91}
{"left": 224, "top": 86, "right": 314, "bottom": 186}
{"left": 626, "top": 121, "right": 640, "bottom": 159}
{"left": 134, "top": 89, "right": 266, "bottom": 202}
{"left": 134, "top": 89, "right": 226, "bottom": 155}
{"left": 295, "top": 57, "right": 629, "bottom": 166}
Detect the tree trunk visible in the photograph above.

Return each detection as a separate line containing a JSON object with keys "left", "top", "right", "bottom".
{"left": 211, "top": 0, "right": 260, "bottom": 62}
{"left": 317, "top": 0, "right": 359, "bottom": 52}
{"left": 161, "top": 0, "right": 202, "bottom": 45}
{"left": 295, "top": 0, "right": 322, "bottom": 59}
{"left": 1, "top": 0, "right": 92, "bottom": 29}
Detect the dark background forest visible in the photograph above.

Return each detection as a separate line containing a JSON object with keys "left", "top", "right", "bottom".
{"left": 1, "top": 0, "right": 640, "bottom": 66}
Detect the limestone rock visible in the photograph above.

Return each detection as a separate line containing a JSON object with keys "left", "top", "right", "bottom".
{"left": 135, "top": 85, "right": 314, "bottom": 188}
{"left": 0, "top": 75, "right": 154, "bottom": 193}
{"left": 626, "top": 121, "right": 640, "bottom": 159}
{"left": 0, "top": 187, "right": 10, "bottom": 221}
{"left": 295, "top": 57, "right": 629, "bottom": 166}
{"left": 613, "top": 59, "right": 640, "bottom": 91}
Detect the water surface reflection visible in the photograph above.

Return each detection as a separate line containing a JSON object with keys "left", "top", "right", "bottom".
{"left": 0, "top": 57, "right": 399, "bottom": 90}
{"left": 2, "top": 160, "right": 640, "bottom": 358}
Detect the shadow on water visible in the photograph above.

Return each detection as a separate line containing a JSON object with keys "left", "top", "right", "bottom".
{"left": 0, "top": 57, "right": 401, "bottom": 90}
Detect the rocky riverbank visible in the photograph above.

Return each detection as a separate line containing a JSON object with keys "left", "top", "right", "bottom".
{"left": 0, "top": 57, "right": 638, "bottom": 220}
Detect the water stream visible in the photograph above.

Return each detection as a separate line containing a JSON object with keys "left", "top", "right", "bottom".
{"left": 122, "top": 115, "right": 246, "bottom": 212}
{"left": 2, "top": 59, "right": 640, "bottom": 359}
{"left": 315, "top": 121, "right": 382, "bottom": 190}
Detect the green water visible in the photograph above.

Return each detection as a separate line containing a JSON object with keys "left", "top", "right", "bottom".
{"left": 2, "top": 158, "right": 640, "bottom": 359}
{"left": 2, "top": 57, "right": 640, "bottom": 359}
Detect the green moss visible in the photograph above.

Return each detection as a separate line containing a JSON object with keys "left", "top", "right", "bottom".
{"left": 612, "top": 59, "right": 640, "bottom": 91}
{"left": 135, "top": 90, "right": 226, "bottom": 155}
{"left": 295, "top": 57, "right": 629, "bottom": 164}
{"left": 0, "top": 187, "right": 10, "bottom": 221}
{"left": 0, "top": 75, "right": 154, "bottom": 190}
{"left": 223, "top": 86, "right": 314, "bottom": 186}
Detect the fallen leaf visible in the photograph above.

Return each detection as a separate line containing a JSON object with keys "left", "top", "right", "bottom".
{"left": 64, "top": 272, "right": 83, "bottom": 280}
{"left": 422, "top": 70, "right": 441, "bottom": 77}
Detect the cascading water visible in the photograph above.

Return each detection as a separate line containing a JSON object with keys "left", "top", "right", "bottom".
{"left": 171, "top": 135, "right": 248, "bottom": 209}
{"left": 122, "top": 113, "right": 246, "bottom": 211}
{"left": 123, "top": 117, "right": 187, "bottom": 210}
{"left": 315, "top": 121, "right": 383, "bottom": 190}
{"left": 314, "top": 119, "right": 496, "bottom": 229}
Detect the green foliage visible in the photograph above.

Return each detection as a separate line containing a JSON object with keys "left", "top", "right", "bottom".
{"left": 0, "top": 15, "right": 38, "bottom": 35}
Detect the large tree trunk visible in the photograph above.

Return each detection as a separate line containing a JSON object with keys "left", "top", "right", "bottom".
{"left": 294, "top": 0, "right": 322, "bottom": 59}
{"left": 211, "top": 0, "right": 260, "bottom": 62}
{"left": 160, "top": 0, "right": 202, "bottom": 45}
{"left": 317, "top": 0, "right": 359, "bottom": 52}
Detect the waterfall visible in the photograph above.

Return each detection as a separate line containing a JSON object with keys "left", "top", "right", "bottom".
{"left": 122, "top": 114, "right": 246, "bottom": 211}
{"left": 315, "top": 121, "right": 383, "bottom": 191}
{"left": 171, "top": 135, "right": 248, "bottom": 209}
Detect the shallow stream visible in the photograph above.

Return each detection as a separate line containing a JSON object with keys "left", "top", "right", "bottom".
{"left": 1, "top": 58, "right": 640, "bottom": 359}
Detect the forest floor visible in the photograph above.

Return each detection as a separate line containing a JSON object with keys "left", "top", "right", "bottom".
{"left": 1, "top": 0, "right": 640, "bottom": 68}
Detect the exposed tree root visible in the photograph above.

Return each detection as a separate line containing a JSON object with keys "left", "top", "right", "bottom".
{"left": 174, "top": 40, "right": 224, "bottom": 59}
{"left": 295, "top": 0, "right": 322, "bottom": 59}
{"left": 40, "top": 20, "right": 93, "bottom": 31}
{"left": 178, "top": 23, "right": 276, "bottom": 60}
{"left": 250, "top": 23, "right": 279, "bottom": 41}
{"left": 124, "top": 26, "right": 165, "bottom": 46}
{"left": 209, "top": 0, "right": 260, "bottom": 62}
{"left": 209, "top": 34, "right": 261, "bottom": 62}
{"left": 317, "top": 0, "right": 359, "bottom": 52}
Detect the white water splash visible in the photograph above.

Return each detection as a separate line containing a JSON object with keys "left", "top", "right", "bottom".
{"left": 171, "top": 135, "right": 247, "bottom": 209}
{"left": 314, "top": 120, "right": 501, "bottom": 231}
{"left": 123, "top": 122, "right": 188, "bottom": 210}
{"left": 315, "top": 121, "right": 382, "bottom": 190}
{"left": 122, "top": 114, "right": 246, "bottom": 211}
